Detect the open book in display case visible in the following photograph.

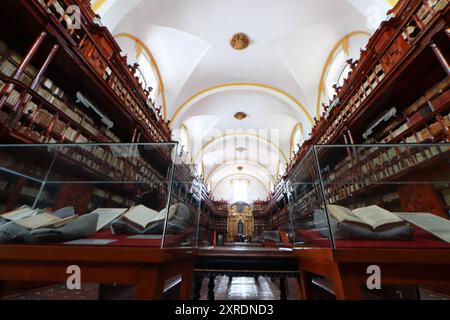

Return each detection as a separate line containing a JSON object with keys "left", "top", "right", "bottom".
{"left": 0, "top": 143, "right": 203, "bottom": 249}
{"left": 285, "top": 143, "right": 450, "bottom": 250}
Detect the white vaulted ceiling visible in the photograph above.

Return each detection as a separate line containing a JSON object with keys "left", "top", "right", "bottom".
{"left": 93, "top": 0, "right": 395, "bottom": 202}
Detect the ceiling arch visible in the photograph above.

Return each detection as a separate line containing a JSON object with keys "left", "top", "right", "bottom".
{"left": 170, "top": 83, "right": 313, "bottom": 127}
{"left": 195, "top": 132, "right": 289, "bottom": 164}
{"left": 205, "top": 160, "right": 277, "bottom": 183}
{"left": 178, "top": 124, "right": 192, "bottom": 160}
{"left": 316, "top": 31, "right": 371, "bottom": 117}
{"left": 114, "top": 33, "right": 168, "bottom": 119}
{"left": 289, "top": 123, "right": 303, "bottom": 160}
{"left": 92, "top": 0, "right": 397, "bottom": 202}
{"left": 212, "top": 174, "right": 270, "bottom": 195}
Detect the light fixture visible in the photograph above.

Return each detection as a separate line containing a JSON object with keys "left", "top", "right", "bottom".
{"left": 230, "top": 33, "right": 250, "bottom": 50}
{"left": 234, "top": 112, "right": 247, "bottom": 120}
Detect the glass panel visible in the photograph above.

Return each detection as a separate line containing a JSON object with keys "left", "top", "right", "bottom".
{"left": 286, "top": 147, "right": 333, "bottom": 248}
{"left": 0, "top": 145, "right": 57, "bottom": 212}
{"left": 162, "top": 155, "right": 202, "bottom": 249}
{"left": 314, "top": 143, "right": 450, "bottom": 249}
{"left": 0, "top": 143, "right": 199, "bottom": 249}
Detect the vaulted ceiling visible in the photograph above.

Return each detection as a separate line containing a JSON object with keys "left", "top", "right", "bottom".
{"left": 93, "top": 0, "right": 396, "bottom": 202}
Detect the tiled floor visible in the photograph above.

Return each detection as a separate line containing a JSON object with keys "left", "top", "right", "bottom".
{"left": 199, "top": 276, "right": 299, "bottom": 300}
{"left": 2, "top": 276, "right": 299, "bottom": 300}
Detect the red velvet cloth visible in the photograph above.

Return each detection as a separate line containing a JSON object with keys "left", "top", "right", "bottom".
{"left": 295, "top": 227, "right": 450, "bottom": 249}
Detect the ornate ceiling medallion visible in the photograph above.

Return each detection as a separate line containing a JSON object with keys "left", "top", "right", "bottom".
{"left": 234, "top": 112, "right": 247, "bottom": 120}
{"left": 230, "top": 33, "right": 250, "bottom": 50}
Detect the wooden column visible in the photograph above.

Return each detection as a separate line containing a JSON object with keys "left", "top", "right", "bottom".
{"left": 207, "top": 274, "right": 215, "bottom": 300}
{"left": 179, "top": 260, "right": 194, "bottom": 300}
{"left": 279, "top": 275, "right": 287, "bottom": 300}
{"left": 331, "top": 264, "right": 363, "bottom": 300}
{"left": 135, "top": 267, "right": 164, "bottom": 300}
{"left": 192, "top": 273, "right": 203, "bottom": 300}
{"left": 298, "top": 271, "right": 313, "bottom": 300}
{"left": 9, "top": 44, "right": 59, "bottom": 128}
{"left": 430, "top": 42, "right": 450, "bottom": 76}
{"left": 0, "top": 31, "right": 47, "bottom": 109}
{"left": 398, "top": 184, "right": 446, "bottom": 217}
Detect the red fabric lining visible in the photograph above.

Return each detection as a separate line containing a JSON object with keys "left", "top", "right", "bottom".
{"left": 295, "top": 227, "right": 450, "bottom": 249}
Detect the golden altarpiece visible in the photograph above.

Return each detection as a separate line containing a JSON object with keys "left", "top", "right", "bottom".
{"left": 226, "top": 202, "right": 254, "bottom": 241}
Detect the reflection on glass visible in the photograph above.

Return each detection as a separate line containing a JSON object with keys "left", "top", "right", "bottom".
{"left": 287, "top": 144, "right": 450, "bottom": 250}
{"left": 0, "top": 143, "right": 201, "bottom": 249}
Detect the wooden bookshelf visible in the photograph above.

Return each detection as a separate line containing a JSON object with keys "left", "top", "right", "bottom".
{"left": 0, "top": 0, "right": 170, "bottom": 144}
{"left": 0, "top": 0, "right": 216, "bottom": 218}
{"left": 268, "top": 0, "right": 450, "bottom": 227}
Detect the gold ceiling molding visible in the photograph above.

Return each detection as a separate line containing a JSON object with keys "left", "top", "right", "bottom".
{"left": 205, "top": 159, "right": 277, "bottom": 183}
{"left": 316, "top": 31, "right": 371, "bottom": 118}
{"left": 212, "top": 173, "right": 270, "bottom": 194}
{"left": 194, "top": 132, "right": 289, "bottom": 164}
{"left": 92, "top": 0, "right": 107, "bottom": 12}
{"left": 230, "top": 33, "right": 250, "bottom": 50}
{"left": 114, "top": 33, "right": 168, "bottom": 120}
{"left": 170, "top": 83, "right": 313, "bottom": 127}
{"left": 386, "top": 0, "right": 399, "bottom": 6}
{"left": 289, "top": 123, "right": 303, "bottom": 161}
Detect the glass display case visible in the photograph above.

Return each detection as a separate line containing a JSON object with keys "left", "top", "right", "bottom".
{"left": 0, "top": 143, "right": 201, "bottom": 249}
{"left": 287, "top": 143, "right": 450, "bottom": 249}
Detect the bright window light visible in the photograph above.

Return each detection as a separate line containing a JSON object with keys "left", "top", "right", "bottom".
{"left": 178, "top": 126, "right": 190, "bottom": 158}
{"left": 293, "top": 125, "right": 303, "bottom": 155}
{"left": 138, "top": 54, "right": 158, "bottom": 102}
{"left": 325, "top": 50, "right": 346, "bottom": 100}
{"left": 232, "top": 179, "right": 249, "bottom": 203}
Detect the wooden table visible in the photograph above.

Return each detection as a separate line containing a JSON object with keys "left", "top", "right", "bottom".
{"left": 0, "top": 244, "right": 197, "bottom": 300}
{"left": 294, "top": 247, "right": 450, "bottom": 300}
{"left": 194, "top": 246, "right": 299, "bottom": 300}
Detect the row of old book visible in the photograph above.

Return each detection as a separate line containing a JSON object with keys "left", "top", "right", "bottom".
{"left": 0, "top": 174, "right": 136, "bottom": 215}
{"left": 318, "top": 0, "right": 447, "bottom": 146}
{"left": 286, "top": 173, "right": 449, "bottom": 232}
{"left": 320, "top": 62, "right": 388, "bottom": 145}
{"left": 322, "top": 143, "right": 450, "bottom": 203}
{"left": 0, "top": 178, "right": 52, "bottom": 208}
{"left": 0, "top": 141, "right": 165, "bottom": 195}
{"left": 38, "top": 0, "right": 168, "bottom": 144}
{"left": 0, "top": 44, "right": 167, "bottom": 185}
{"left": 55, "top": 145, "right": 165, "bottom": 186}
{"left": 0, "top": 41, "right": 121, "bottom": 144}
{"left": 377, "top": 113, "right": 450, "bottom": 144}
{"left": 417, "top": 0, "right": 448, "bottom": 25}
{"left": 375, "top": 77, "right": 450, "bottom": 144}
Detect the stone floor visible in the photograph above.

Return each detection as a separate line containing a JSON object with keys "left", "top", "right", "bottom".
{"left": 198, "top": 276, "right": 300, "bottom": 300}
{"left": 2, "top": 276, "right": 299, "bottom": 300}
